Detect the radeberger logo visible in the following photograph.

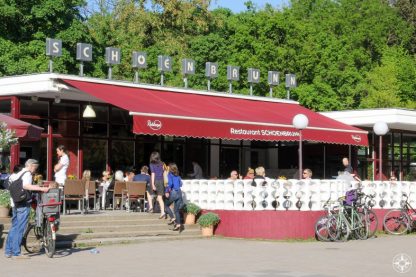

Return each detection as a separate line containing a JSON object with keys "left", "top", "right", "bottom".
{"left": 147, "top": 120, "right": 162, "bottom": 130}
{"left": 351, "top": 134, "right": 361, "bottom": 143}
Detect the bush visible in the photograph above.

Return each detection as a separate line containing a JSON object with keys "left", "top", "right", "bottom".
{"left": 183, "top": 202, "right": 201, "bottom": 215}
{"left": 0, "top": 189, "right": 11, "bottom": 208}
{"left": 197, "top": 212, "right": 220, "bottom": 228}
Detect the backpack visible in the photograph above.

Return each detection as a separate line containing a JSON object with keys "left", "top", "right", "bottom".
{"left": 9, "top": 171, "right": 31, "bottom": 204}
{"left": 344, "top": 189, "right": 358, "bottom": 206}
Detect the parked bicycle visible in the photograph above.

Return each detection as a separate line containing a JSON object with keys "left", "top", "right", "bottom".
{"left": 356, "top": 192, "right": 378, "bottom": 238}
{"left": 21, "top": 189, "right": 62, "bottom": 258}
{"left": 314, "top": 198, "right": 340, "bottom": 242}
{"left": 383, "top": 193, "right": 416, "bottom": 235}
{"left": 315, "top": 189, "right": 369, "bottom": 242}
{"left": 327, "top": 198, "right": 368, "bottom": 241}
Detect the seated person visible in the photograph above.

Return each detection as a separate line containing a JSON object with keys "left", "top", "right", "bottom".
{"left": 124, "top": 167, "right": 136, "bottom": 182}
{"left": 302, "top": 168, "right": 312, "bottom": 180}
{"left": 105, "top": 170, "right": 123, "bottom": 209}
{"left": 98, "top": 171, "right": 112, "bottom": 209}
{"left": 243, "top": 168, "right": 255, "bottom": 180}
{"left": 251, "top": 166, "right": 267, "bottom": 187}
{"left": 133, "top": 165, "right": 152, "bottom": 212}
{"left": 389, "top": 170, "right": 398, "bottom": 181}
{"left": 228, "top": 170, "right": 241, "bottom": 180}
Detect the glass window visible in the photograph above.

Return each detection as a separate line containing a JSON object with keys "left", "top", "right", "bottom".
{"left": 111, "top": 124, "right": 133, "bottom": 138}
{"left": 186, "top": 138, "right": 209, "bottom": 177}
{"left": 83, "top": 139, "right": 107, "bottom": 178}
{"left": 111, "top": 140, "right": 134, "bottom": 170}
{"left": 163, "top": 142, "right": 184, "bottom": 171}
{"left": 22, "top": 118, "right": 48, "bottom": 132}
{"left": 20, "top": 100, "right": 48, "bottom": 117}
{"left": 52, "top": 120, "right": 79, "bottom": 136}
{"left": 51, "top": 102, "right": 79, "bottom": 120}
{"left": 82, "top": 122, "right": 107, "bottom": 137}
{"left": 0, "top": 98, "right": 11, "bottom": 114}
{"left": 136, "top": 141, "right": 161, "bottom": 168}
{"left": 20, "top": 139, "right": 47, "bottom": 179}
{"left": 111, "top": 107, "right": 131, "bottom": 124}
{"left": 220, "top": 147, "right": 240, "bottom": 178}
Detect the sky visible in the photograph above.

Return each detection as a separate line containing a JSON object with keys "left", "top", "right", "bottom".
{"left": 209, "top": 0, "right": 289, "bottom": 12}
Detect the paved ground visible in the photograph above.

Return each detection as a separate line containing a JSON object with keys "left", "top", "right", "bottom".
{"left": 0, "top": 235, "right": 415, "bottom": 277}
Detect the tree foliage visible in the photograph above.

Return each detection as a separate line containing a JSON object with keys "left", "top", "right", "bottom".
{"left": 0, "top": 0, "right": 415, "bottom": 111}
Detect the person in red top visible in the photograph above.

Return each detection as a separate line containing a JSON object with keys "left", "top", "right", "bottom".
{"left": 244, "top": 168, "right": 255, "bottom": 180}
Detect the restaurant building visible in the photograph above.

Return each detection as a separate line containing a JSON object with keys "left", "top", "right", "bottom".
{"left": 0, "top": 73, "right": 368, "bottom": 180}
{"left": 322, "top": 109, "right": 416, "bottom": 181}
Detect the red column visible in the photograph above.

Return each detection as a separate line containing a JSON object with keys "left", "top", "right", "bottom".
{"left": 47, "top": 102, "right": 53, "bottom": 181}
{"left": 10, "top": 97, "right": 20, "bottom": 171}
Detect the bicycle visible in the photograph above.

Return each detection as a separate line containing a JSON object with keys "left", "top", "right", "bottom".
{"left": 327, "top": 194, "right": 369, "bottom": 242}
{"left": 21, "top": 189, "right": 62, "bottom": 258}
{"left": 383, "top": 193, "right": 416, "bottom": 235}
{"left": 356, "top": 192, "right": 378, "bottom": 238}
{"left": 314, "top": 198, "right": 341, "bottom": 242}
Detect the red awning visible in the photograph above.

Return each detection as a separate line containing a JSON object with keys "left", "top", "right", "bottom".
{"left": 62, "top": 79, "right": 368, "bottom": 146}
{"left": 0, "top": 114, "right": 43, "bottom": 140}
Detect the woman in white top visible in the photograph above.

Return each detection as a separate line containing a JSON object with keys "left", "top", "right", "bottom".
{"left": 54, "top": 145, "right": 69, "bottom": 186}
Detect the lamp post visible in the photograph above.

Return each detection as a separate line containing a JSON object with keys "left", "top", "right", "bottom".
{"left": 292, "top": 114, "right": 309, "bottom": 180}
{"left": 373, "top": 122, "right": 389, "bottom": 181}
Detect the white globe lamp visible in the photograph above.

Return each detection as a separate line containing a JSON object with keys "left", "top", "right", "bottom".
{"left": 373, "top": 122, "right": 389, "bottom": 181}
{"left": 292, "top": 114, "right": 309, "bottom": 180}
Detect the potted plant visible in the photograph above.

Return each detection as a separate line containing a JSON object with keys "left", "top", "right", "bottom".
{"left": 197, "top": 212, "right": 220, "bottom": 237}
{"left": 183, "top": 202, "right": 201, "bottom": 225}
{"left": 0, "top": 189, "right": 11, "bottom": 218}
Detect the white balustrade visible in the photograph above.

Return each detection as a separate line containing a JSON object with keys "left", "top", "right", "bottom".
{"left": 179, "top": 179, "right": 415, "bottom": 211}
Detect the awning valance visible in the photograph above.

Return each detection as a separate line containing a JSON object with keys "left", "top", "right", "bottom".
{"left": 62, "top": 79, "right": 368, "bottom": 146}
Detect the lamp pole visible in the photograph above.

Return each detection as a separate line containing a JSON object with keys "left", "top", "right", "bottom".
{"left": 373, "top": 122, "right": 389, "bottom": 181}
{"left": 293, "top": 114, "right": 309, "bottom": 180}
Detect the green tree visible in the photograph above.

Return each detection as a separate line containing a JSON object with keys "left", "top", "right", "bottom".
{"left": 0, "top": 0, "right": 89, "bottom": 76}
{"left": 358, "top": 47, "right": 416, "bottom": 108}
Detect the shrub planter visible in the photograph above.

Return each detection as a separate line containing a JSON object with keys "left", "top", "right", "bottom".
{"left": 201, "top": 226, "right": 214, "bottom": 237}
{"left": 183, "top": 203, "right": 201, "bottom": 225}
{"left": 197, "top": 212, "right": 220, "bottom": 237}
{"left": 0, "top": 206, "right": 9, "bottom": 218}
{"left": 0, "top": 190, "right": 11, "bottom": 218}
{"left": 185, "top": 213, "right": 196, "bottom": 225}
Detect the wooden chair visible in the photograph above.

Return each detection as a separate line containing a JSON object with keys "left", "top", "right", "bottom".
{"left": 123, "top": 181, "right": 147, "bottom": 212}
{"left": 85, "top": 180, "right": 96, "bottom": 212}
{"left": 63, "top": 180, "right": 85, "bottom": 214}
{"left": 112, "top": 181, "right": 126, "bottom": 210}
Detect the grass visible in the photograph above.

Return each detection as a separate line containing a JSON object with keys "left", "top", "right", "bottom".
{"left": 84, "top": 228, "right": 94, "bottom": 233}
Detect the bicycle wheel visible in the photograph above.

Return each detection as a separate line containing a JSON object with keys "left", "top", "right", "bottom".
{"left": 364, "top": 210, "right": 378, "bottom": 238}
{"left": 314, "top": 215, "right": 331, "bottom": 242}
{"left": 383, "top": 209, "right": 410, "bottom": 235}
{"left": 327, "top": 214, "right": 350, "bottom": 242}
{"left": 22, "top": 224, "right": 42, "bottom": 254}
{"left": 44, "top": 222, "right": 56, "bottom": 258}
{"left": 354, "top": 212, "right": 368, "bottom": 240}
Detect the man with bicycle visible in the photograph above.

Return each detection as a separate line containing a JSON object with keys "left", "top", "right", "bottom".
{"left": 4, "top": 159, "right": 49, "bottom": 259}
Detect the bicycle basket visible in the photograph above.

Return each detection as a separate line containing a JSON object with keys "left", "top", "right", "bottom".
{"left": 40, "top": 189, "right": 61, "bottom": 214}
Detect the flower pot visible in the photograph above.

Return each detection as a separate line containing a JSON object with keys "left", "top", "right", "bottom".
{"left": 185, "top": 213, "right": 196, "bottom": 225}
{"left": 201, "top": 226, "right": 214, "bottom": 237}
{"left": 0, "top": 206, "right": 10, "bottom": 218}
